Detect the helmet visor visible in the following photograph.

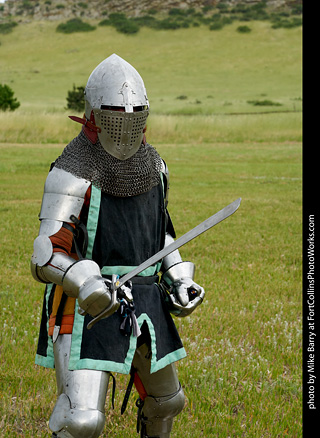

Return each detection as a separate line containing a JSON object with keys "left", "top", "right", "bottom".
{"left": 93, "top": 108, "right": 149, "bottom": 160}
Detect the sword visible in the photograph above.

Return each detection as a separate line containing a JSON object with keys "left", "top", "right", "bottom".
{"left": 118, "top": 197, "right": 241, "bottom": 288}
{"left": 86, "top": 197, "right": 241, "bottom": 329}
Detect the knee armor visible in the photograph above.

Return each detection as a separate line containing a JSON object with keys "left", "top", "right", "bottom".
{"left": 137, "top": 385, "right": 185, "bottom": 438}
{"left": 49, "top": 335, "right": 109, "bottom": 438}
{"left": 49, "top": 393, "right": 106, "bottom": 438}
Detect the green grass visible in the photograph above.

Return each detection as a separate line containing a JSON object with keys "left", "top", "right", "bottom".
{"left": 0, "top": 137, "right": 302, "bottom": 437}
{"left": 0, "top": 17, "right": 302, "bottom": 438}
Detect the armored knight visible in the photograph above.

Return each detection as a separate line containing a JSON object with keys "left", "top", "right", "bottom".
{"left": 31, "top": 54, "right": 205, "bottom": 438}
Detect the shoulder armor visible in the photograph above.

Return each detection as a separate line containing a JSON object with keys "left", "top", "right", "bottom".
{"left": 160, "top": 159, "right": 170, "bottom": 208}
{"left": 39, "top": 167, "right": 91, "bottom": 222}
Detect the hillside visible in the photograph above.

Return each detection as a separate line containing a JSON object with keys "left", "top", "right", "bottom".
{"left": 0, "top": 0, "right": 302, "bottom": 122}
{"left": 0, "top": 18, "right": 302, "bottom": 116}
{"left": 0, "top": 0, "right": 302, "bottom": 21}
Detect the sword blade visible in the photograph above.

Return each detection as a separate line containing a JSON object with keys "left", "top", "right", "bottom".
{"left": 117, "top": 197, "right": 241, "bottom": 288}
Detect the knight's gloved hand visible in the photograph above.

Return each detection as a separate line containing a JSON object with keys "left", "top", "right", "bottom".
{"left": 168, "top": 278, "right": 205, "bottom": 317}
{"left": 116, "top": 280, "right": 133, "bottom": 303}
{"left": 78, "top": 276, "right": 114, "bottom": 317}
{"left": 85, "top": 277, "right": 133, "bottom": 331}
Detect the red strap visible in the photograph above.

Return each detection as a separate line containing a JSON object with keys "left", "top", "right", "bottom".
{"left": 134, "top": 372, "right": 148, "bottom": 401}
{"left": 68, "top": 115, "right": 101, "bottom": 133}
{"left": 69, "top": 113, "right": 101, "bottom": 143}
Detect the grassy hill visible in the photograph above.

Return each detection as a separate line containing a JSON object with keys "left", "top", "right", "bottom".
{"left": 0, "top": 18, "right": 302, "bottom": 144}
{"left": 0, "top": 18, "right": 302, "bottom": 113}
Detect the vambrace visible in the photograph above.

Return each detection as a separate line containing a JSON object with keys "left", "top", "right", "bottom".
{"left": 31, "top": 237, "right": 114, "bottom": 318}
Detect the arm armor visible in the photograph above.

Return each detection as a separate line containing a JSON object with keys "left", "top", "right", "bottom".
{"left": 31, "top": 166, "right": 91, "bottom": 285}
{"left": 160, "top": 159, "right": 170, "bottom": 209}
{"left": 30, "top": 167, "right": 114, "bottom": 317}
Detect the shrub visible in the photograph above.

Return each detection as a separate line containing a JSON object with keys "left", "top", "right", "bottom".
{"left": 271, "top": 17, "right": 302, "bottom": 29}
{"left": 0, "top": 21, "right": 18, "bottom": 34}
{"left": 186, "top": 8, "right": 196, "bottom": 16}
{"left": 157, "top": 18, "right": 181, "bottom": 30}
{"left": 56, "top": 18, "right": 96, "bottom": 34}
{"left": 291, "top": 5, "right": 303, "bottom": 15}
{"left": 211, "top": 13, "right": 222, "bottom": 21}
{"left": 169, "top": 8, "right": 186, "bottom": 16}
{"left": 99, "top": 19, "right": 111, "bottom": 26}
{"left": 250, "top": 1, "right": 267, "bottom": 11}
{"left": 115, "top": 19, "right": 139, "bottom": 34}
{"left": 217, "top": 3, "right": 229, "bottom": 11}
{"left": 66, "top": 85, "right": 85, "bottom": 112}
{"left": 0, "top": 84, "right": 20, "bottom": 111}
{"left": 202, "top": 5, "right": 214, "bottom": 14}
{"left": 247, "top": 99, "right": 282, "bottom": 106}
{"left": 210, "top": 21, "right": 224, "bottom": 31}
{"left": 20, "top": 1, "right": 34, "bottom": 11}
{"left": 132, "top": 15, "right": 158, "bottom": 29}
{"left": 99, "top": 13, "right": 140, "bottom": 34}
{"left": 237, "top": 25, "right": 252, "bottom": 33}
{"left": 108, "top": 13, "right": 127, "bottom": 24}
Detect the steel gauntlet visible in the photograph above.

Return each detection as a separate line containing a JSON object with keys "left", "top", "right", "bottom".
{"left": 62, "top": 259, "right": 117, "bottom": 317}
{"left": 161, "top": 261, "right": 205, "bottom": 317}
{"left": 31, "top": 242, "right": 116, "bottom": 319}
{"left": 160, "top": 234, "right": 205, "bottom": 317}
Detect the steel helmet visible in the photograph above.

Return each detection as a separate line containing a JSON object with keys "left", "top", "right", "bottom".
{"left": 84, "top": 54, "right": 149, "bottom": 160}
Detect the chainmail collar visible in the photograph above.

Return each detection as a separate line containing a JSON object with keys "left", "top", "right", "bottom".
{"left": 54, "top": 130, "right": 163, "bottom": 197}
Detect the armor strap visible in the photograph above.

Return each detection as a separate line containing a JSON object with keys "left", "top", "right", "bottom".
{"left": 62, "top": 218, "right": 88, "bottom": 260}
{"left": 109, "top": 372, "right": 116, "bottom": 410}
{"left": 121, "top": 367, "right": 136, "bottom": 415}
{"left": 69, "top": 115, "right": 101, "bottom": 133}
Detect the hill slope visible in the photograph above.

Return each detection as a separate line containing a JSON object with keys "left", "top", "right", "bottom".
{"left": 0, "top": 0, "right": 303, "bottom": 21}
{"left": 0, "top": 16, "right": 302, "bottom": 116}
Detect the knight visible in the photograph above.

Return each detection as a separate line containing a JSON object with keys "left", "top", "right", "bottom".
{"left": 31, "top": 53, "right": 205, "bottom": 438}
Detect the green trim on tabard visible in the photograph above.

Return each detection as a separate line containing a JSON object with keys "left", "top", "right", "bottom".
{"left": 151, "top": 346, "right": 187, "bottom": 374}
{"left": 68, "top": 301, "right": 136, "bottom": 374}
{"left": 68, "top": 299, "right": 87, "bottom": 369}
{"left": 67, "top": 311, "right": 186, "bottom": 374}
{"left": 35, "top": 283, "right": 55, "bottom": 368}
{"left": 35, "top": 352, "right": 54, "bottom": 368}
{"left": 138, "top": 314, "right": 187, "bottom": 373}
{"left": 86, "top": 184, "right": 101, "bottom": 260}
{"left": 101, "top": 261, "right": 162, "bottom": 278}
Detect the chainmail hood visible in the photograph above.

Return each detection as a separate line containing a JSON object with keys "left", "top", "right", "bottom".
{"left": 54, "top": 130, "right": 163, "bottom": 197}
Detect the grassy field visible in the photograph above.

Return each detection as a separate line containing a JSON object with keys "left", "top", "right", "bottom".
{"left": 0, "top": 16, "right": 302, "bottom": 438}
